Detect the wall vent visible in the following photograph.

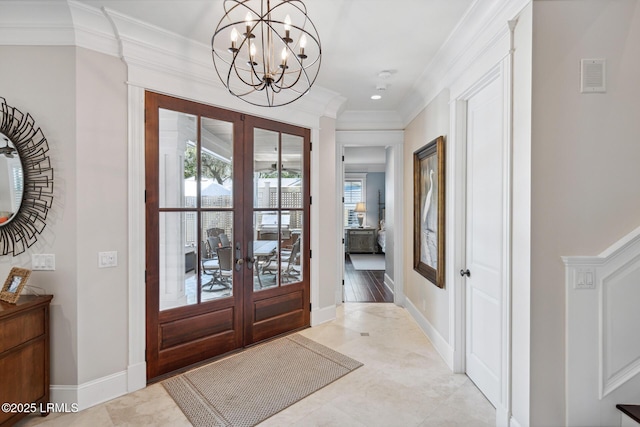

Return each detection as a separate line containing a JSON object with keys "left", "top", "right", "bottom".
{"left": 581, "top": 59, "right": 606, "bottom": 93}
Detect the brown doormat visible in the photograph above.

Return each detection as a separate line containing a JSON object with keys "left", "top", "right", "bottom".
{"left": 162, "top": 333, "right": 363, "bottom": 426}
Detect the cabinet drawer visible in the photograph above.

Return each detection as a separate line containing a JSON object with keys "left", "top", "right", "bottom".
{"left": 0, "top": 307, "right": 46, "bottom": 353}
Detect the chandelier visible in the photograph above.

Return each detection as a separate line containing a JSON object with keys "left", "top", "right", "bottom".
{"left": 211, "top": 0, "right": 322, "bottom": 107}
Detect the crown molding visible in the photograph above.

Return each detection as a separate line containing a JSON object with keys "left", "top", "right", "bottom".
{"left": 69, "top": 1, "right": 120, "bottom": 56}
{"left": 0, "top": 0, "right": 345, "bottom": 125}
{"left": 103, "top": 6, "right": 345, "bottom": 125}
{"left": 398, "top": 0, "right": 530, "bottom": 126}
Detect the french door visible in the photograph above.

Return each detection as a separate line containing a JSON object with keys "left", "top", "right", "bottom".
{"left": 145, "top": 92, "right": 310, "bottom": 380}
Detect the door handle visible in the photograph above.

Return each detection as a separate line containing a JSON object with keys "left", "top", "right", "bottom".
{"left": 460, "top": 269, "right": 471, "bottom": 277}
{"left": 235, "top": 242, "right": 244, "bottom": 272}
{"left": 246, "top": 241, "right": 254, "bottom": 270}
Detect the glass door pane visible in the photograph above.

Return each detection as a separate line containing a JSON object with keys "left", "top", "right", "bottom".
{"left": 280, "top": 134, "right": 303, "bottom": 286}
{"left": 253, "top": 211, "right": 279, "bottom": 290}
{"left": 199, "top": 117, "right": 234, "bottom": 303}
{"left": 253, "top": 128, "right": 280, "bottom": 290}
{"left": 253, "top": 128, "right": 280, "bottom": 208}
{"left": 158, "top": 109, "right": 196, "bottom": 209}
{"left": 159, "top": 211, "right": 194, "bottom": 310}
{"left": 280, "top": 211, "right": 302, "bottom": 285}
{"left": 158, "top": 108, "right": 197, "bottom": 311}
{"left": 200, "top": 117, "right": 233, "bottom": 208}
{"left": 251, "top": 130, "right": 305, "bottom": 289}
{"left": 201, "top": 211, "right": 233, "bottom": 302}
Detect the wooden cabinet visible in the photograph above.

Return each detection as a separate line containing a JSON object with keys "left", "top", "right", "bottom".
{"left": 0, "top": 295, "right": 53, "bottom": 427}
{"left": 346, "top": 228, "right": 376, "bottom": 254}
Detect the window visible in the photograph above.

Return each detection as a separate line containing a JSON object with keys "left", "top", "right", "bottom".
{"left": 11, "top": 164, "right": 23, "bottom": 210}
{"left": 344, "top": 174, "right": 366, "bottom": 227}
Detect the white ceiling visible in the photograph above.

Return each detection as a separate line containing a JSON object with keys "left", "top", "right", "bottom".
{"left": 76, "top": 0, "right": 475, "bottom": 114}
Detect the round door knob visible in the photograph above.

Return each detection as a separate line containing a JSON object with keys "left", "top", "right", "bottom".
{"left": 236, "top": 258, "right": 244, "bottom": 265}
{"left": 460, "top": 269, "right": 471, "bottom": 277}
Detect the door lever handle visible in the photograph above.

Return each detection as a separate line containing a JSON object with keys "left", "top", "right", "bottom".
{"left": 246, "top": 241, "right": 254, "bottom": 270}
{"left": 235, "top": 242, "right": 243, "bottom": 272}
{"left": 460, "top": 269, "right": 471, "bottom": 277}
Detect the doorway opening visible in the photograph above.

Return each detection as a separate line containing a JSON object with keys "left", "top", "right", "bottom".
{"left": 342, "top": 147, "right": 390, "bottom": 303}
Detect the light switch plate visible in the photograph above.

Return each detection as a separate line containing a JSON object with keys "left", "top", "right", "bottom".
{"left": 98, "top": 251, "right": 118, "bottom": 268}
{"left": 574, "top": 267, "right": 596, "bottom": 289}
{"left": 32, "top": 254, "right": 55, "bottom": 271}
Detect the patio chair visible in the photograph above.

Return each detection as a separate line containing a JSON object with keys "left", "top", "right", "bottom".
{"left": 262, "top": 238, "right": 301, "bottom": 283}
{"left": 218, "top": 233, "right": 231, "bottom": 248}
{"left": 215, "top": 246, "right": 233, "bottom": 288}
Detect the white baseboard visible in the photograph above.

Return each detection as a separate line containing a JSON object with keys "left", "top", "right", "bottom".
{"left": 127, "top": 361, "right": 147, "bottom": 392}
{"left": 49, "top": 385, "right": 79, "bottom": 408}
{"left": 51, "top": 370, "right": 129, "bottom": 411}
{"left": 404, "top": 297, "right": 454, "bottom": 370}
{"left": 496, "top": 404, "right": 510, "bottom": 427}
{"left": 510, "top": 416, "right": 523, "bottom": 427}
{"left": 311, "top": 304, "right": 336, "bottom": 326}
{"left": 384, "top": 273, "right": 394, "bottom": 293}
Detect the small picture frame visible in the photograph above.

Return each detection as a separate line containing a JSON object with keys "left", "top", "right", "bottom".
{"left": 0, "top": 267, "right": 31, "bottom": 304}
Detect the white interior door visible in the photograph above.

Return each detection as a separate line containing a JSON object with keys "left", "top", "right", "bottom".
{"left": 464, "top": 75, "right": 506, "bottom": 409}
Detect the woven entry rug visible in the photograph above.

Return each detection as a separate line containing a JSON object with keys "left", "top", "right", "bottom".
{"left": 163, "top": 333, "right": 363, "bottom": 427}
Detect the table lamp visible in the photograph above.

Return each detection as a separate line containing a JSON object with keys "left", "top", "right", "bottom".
{"left": 354, "top": 202, "right": 366, "bottom": 228}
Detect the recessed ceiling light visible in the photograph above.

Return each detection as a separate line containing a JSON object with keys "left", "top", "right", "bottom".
{"left": 371, "top": 94, "right": 382, "bottom": 100}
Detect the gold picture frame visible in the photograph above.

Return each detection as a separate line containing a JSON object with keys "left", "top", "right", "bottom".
{"left": 413, "top": 136, "right": 446, "bottom": 288}
{"left": 0, "top": 267, "right": 31, "bottom": 304}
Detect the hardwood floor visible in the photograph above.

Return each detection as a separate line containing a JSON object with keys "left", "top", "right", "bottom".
{"left": 344, "top": 254, "right": 393, "bottom": 303}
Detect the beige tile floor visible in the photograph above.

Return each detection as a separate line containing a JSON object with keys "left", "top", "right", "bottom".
{"left": 16, "top": 303, "right": 495, "bottom": 427}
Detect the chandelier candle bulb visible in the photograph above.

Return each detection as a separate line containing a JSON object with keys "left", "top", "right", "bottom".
{"left": 244, "top": 12, "right": 254, "bottom": 38}
{"left": 249, "top": 42, "right": 257, "bottom": 65}
{"left": 298, "top": 34, "right": 307, "bottom": 59}
{"left": 229, "top": 28, "right": 239, "bottom": 52}
{"left": 283, "top": 14, "right": 293, "bottom": 43}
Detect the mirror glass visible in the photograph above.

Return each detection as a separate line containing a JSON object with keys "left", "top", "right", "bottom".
{"left": 0, "top": 132, "right": 23, "bottom": 226}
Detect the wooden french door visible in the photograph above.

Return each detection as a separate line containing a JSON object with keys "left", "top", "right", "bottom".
{"left": 145, "top": 92, "right": 310, "bottom": 380}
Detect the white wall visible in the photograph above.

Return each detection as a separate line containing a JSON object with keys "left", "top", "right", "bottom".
{"left": 531, "top": 1, "right": 640, "bottom": 425}
{"left": 0, "top": 45, "right": 130, "bottom": 404}
{"left": 364, "top": 172, "right": 385, "bottom": 229}
{"left": 0, "top": 46, "right": 79, "bottom": 386}
{"left": 385, "top": 147, "right": 395, "bottom": 283}
{"left": 75, "top": 47, "right": 129, "bottom": 384}
{"left": 403, "top": 89, "right": 451, "bottom": 350}
{"left": 315, "top": 116, "right": 341, "bottom": 312}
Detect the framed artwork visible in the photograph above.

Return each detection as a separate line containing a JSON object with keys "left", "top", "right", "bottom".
{"left": 413, "top": 136, "right": 445, "bottom": 288}
{"left": 0, "top": 267, "right": 31, "bottom": 304}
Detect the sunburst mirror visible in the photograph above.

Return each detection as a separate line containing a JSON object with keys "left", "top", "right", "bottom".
{"left": 0, "top": 97, "right": 53, "bottom": 256}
